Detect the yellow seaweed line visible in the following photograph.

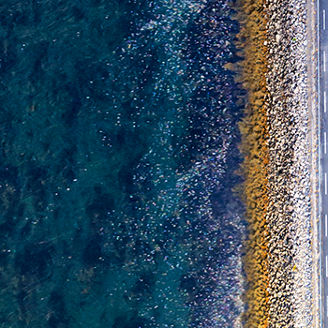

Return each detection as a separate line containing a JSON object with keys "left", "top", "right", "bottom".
{"left": 233, "top": 0, "right": 270, "bottom": 327}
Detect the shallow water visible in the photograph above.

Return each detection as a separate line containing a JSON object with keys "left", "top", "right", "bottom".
{"left": 0, "top": 0, "right": 245, "bottom": 327}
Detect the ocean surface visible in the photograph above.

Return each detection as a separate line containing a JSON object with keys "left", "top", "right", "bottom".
{"left": 0, "top": 0, "right": 245, "bottom": 327}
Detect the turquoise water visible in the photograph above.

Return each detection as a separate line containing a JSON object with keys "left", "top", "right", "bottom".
{"left": 0, "top": 0, "right": 245, "bottom": 327}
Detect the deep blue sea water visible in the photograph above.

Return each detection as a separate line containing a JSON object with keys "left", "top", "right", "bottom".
{"left": 0, "top": 0, "right": 245, "bottom": 327}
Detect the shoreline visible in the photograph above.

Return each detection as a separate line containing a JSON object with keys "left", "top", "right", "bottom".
{"left": 235, "top": 0, "right": 318, "bottom": 326}
{"left": 266, "top": 0, "right": 313, "bottom": 325}
{"left": 306, "top": 0, "right": 319, "bottom": 326}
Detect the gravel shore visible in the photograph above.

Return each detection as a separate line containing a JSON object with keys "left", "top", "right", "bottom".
{"left": 265, "top": 0, "right": 316, "bottom": 326}
{"left": 236, "top": 0, "right": 318, "bottom": 326}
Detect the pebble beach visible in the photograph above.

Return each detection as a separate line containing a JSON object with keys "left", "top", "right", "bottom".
{"left": 266, "top": 0, "right": 315, "bottom": 326}
{"left": 238, "top": 0, "right": 318, "bottom": 326}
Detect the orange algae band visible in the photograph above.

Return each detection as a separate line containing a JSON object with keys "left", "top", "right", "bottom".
{"left": 234, "top": 0, "right": 270, "bottom": 327}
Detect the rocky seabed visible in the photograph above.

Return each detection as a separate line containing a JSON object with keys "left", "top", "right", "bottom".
{"left": 265, "top": 0, "right": 314, "bottom": 326}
